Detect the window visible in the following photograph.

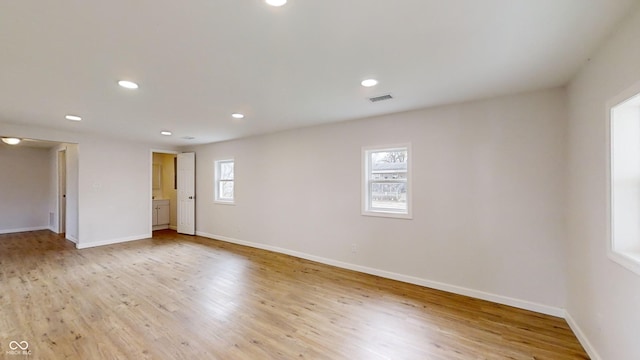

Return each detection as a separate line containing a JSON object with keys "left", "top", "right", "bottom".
{"left": 362, "top": 145, "right": 411, "bottom": 219}
{"left": 215, "top": 159, "right": 234, "bottom": 204}
{"left": 609, "top": 87, "right": 640, "bottom": 275}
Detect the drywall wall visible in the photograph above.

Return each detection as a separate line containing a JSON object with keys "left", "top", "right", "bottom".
{"left": 64, "top": 143, "right": 79, "bottom": 242}
{"left": 76, "top": 136, "right": 154, "bottom": 247}
{"left": 190, "top": 87, "right": 568, "bottom": 314}
{"left": 48, "top": 145, "right": 61, "bottom": 234}
{"left": 566, "top": 3, "right": 640, "bottom": 360}
{"left": 0, "top": 144, "right": 51, "bottom": 233}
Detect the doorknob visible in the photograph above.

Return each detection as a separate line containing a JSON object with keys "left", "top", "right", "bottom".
{"left": 188, "top": 196, "right": 193, "bottom": 199}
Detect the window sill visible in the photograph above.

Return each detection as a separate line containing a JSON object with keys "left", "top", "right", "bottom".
{"left": 214, "top": 200, "right": 235, "bottom": 206}
{"left": 609, "top": 250, "right": 640, "bottom": 276}
{"left": 362, "top": 210, "right": 412, "bottom": 220}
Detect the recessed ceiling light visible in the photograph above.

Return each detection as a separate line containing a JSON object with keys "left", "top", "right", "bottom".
{"left": 1, "top": 137, "right": 21, "bottom": 145}
{"left": 232, "top": 113, "right": 245, "bottom": 119}
{"left": 361, "top": 79, "right": 378, "bottom": 87}
{"left": 65, "top": 115, "right": 82, "bottom": 121}
{"left": 118, "top": 80, "right": 139, "bottom": 89}
{"left": 160, "top": 131, "right": 172, "bottom": 136}
{"left": 266, "top": 0, "right": 287, "bottom": 6}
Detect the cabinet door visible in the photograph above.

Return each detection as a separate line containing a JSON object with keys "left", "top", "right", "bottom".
{"left": 157, "top": 204, "right": 170, "bottom": 225}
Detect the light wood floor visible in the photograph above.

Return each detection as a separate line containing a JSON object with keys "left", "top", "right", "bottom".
{"left": 0, "top": 230, "right": 588, "bottom": 359}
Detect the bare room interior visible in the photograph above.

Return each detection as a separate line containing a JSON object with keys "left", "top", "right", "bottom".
{"left": 2, "top": 1, "right": 640, "bottom": 359}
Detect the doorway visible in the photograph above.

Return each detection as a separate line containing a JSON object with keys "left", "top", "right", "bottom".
{"left": 151, "top": 151, "right": 179, "bottom": 233}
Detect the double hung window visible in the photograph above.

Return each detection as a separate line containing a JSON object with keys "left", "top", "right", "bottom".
{"left": 215, "top": 159, "right": 234, "bottom": 203}
{"left": 362, "top": 145, "right": 411, "bottom": 219}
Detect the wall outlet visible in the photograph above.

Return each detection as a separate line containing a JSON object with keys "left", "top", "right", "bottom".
{"left": 351, "top": 243, "right": 358, "bottom": 254}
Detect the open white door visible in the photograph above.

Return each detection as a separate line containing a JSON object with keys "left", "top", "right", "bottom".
{"left": 58, "top": 150, "right": 66, "bottom": 234}
{"left": 177, "top": 152, "right": 196, "bottom": 235}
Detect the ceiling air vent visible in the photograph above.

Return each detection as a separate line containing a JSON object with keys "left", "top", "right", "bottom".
{"left": 368, "top": 94, "right": 393, "bottom": 103}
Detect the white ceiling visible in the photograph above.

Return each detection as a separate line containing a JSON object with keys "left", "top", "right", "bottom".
{"left": 0, "top": 0, "right": 637, "bottom": 146}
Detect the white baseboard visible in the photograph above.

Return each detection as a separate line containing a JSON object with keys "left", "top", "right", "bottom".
{"left": 196, "top": 231, "right": 564, "bottom": 317}
{"left": 0, "top": 226, "right": 50, "bottom": 235}
{"left": 565, "top": 311, "right": 601, "bottom": 360}
{"left": 66, "top": 234, "right": 78, "bottom": 244}
{"left": 76, "top": 233, "right": 151, "bottom": 249}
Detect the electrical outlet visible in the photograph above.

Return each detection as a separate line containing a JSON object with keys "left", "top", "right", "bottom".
{"left": 351, "top": 243, "right": 357, "bottom": 254}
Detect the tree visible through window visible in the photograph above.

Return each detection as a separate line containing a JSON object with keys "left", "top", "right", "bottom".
{"left": 363, "top": 145, "right": 411, "bottom": 218}
{"left": 215, "top": 159, "right": 234, "bottom": 203}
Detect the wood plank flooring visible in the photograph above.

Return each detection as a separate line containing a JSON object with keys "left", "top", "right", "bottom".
{"left": 0, "top": 230, "right": 588, "bottom": 359}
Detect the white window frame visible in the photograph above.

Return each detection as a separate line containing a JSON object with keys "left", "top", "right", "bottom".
{"left": 362, "top": 144, "right": 412, "bottom": 219}
{"left": 607, "top": 81, "right": 640, "bottom": 276}
{"left": 214, "top": 159, "right": 235, "bottom": 204}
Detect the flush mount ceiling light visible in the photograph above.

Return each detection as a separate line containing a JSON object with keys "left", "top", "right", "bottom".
{"left": 266, "top": 0, "right": 287, "bottom": 6}
{"left": 231, "top": 113, "right": 245, "bottom": 119}
{"left": 118, "top": 80, "right": 139, "bottom": 89}
{"left": 1, "top": 137, "right": 21, "bottom": 145}
{"left": 361, "top": 79, "right": 378, "bottom": 87}
{"left": 160, "top": 131, "right": 172, "bottom": 136}
{"left": 65, "top": 114, "right": 82, "bottom": 121}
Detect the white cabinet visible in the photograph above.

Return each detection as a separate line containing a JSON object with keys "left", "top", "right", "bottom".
{"left": 153, "top": 199, "right": 170, "bottom": 230}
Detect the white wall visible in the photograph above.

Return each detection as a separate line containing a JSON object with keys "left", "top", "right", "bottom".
{"left": 76, "top": 136, "right": 155, "bottom": 247}
{"left": 566, "top": 3, "right": 640, "bottom": 360}
{"left": 190, "top": 88, "right": 568, "bottom": 314}
{"left": 48, "top": 146, "right": 61, "bottom": 233}
{"left": 0, "top": 144, "right": 51, "bottom": 233}
{"left": 65, "top": 144, "right": 80, "bottom": 242}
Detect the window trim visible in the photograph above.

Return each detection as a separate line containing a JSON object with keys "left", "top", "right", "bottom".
{"left": 214, "top": 159, "right": 235, "bottom": 205}
{"left": 607, "top": 81, "right": 640, "bottom": 276}
{"left": 361, "top": 144, "right": 412, "bottom": 219}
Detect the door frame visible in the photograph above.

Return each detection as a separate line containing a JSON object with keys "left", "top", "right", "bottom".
{"left": 150, "top": 149, "right": 180, "bottom": 234}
